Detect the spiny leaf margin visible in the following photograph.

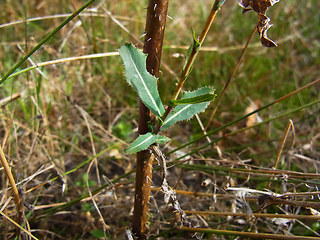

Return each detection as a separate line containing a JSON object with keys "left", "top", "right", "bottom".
{"left": 119, "top": 43, "right": 165, "bottom": 118}
{"left": 161, "top": 87, "right": 215, "bottom": 130}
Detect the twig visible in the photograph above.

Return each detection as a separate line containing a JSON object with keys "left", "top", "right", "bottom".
{"left": 205, "top": 26, "right": 257, "bottom": 130}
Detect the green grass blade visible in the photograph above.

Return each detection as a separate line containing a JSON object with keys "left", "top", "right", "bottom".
{"left": 0, "top": 0, "right": 96, "bottom": 85}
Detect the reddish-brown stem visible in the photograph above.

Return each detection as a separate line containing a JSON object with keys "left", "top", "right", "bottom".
{"left": 132, "top": 0, "right": 169, "bottom": 239}
{"left": 154, "top": 0, "right": 222, "bottom": 134}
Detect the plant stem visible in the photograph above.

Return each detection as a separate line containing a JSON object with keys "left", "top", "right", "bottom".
{"left": 155, "top": 0, "right": 223, "bottom": 133}
{"left": 132, "top": 0, "right": 169, "bottom": 239}
{"left": 173, "top": 0, "right": 222, "bottom": 100}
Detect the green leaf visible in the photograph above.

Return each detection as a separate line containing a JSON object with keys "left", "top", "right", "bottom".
{"left": 125, "top": 133, "right": 170, "bottom": 154}
{"left": 119, "top": 43, "right": 165, "bottom": 118}
{"left": 169, "top": 92, "right": 216, "bottom": 107}
{"left": 182, "top": 30, "right": 201, "bottom": 76}
{"left": 162, "top": 87, "right": 215, "bottom": 130}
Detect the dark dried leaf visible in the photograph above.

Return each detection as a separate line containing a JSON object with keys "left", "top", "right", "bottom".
{"left": 257, "top": 14, "right": 278, "bottom": 47}
{"left": 238, "top": 0, "right": 280, "bottom": 47}
{"left": 238, "top": 0, "right": 280, "bottom": 14}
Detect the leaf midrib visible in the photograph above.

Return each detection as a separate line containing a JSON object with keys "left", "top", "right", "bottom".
{"left": 128, "top": 52, "right": 162, "bottom": 117}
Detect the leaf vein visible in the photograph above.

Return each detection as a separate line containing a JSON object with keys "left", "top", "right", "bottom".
{"left": 129, "top": 134, "right": 154, "bottom": 151}
{"left": 164, "top": 105, "right": 192, "bottom": 125}
{"left": 128, "top": 53, "right": 161, "bottom": 117}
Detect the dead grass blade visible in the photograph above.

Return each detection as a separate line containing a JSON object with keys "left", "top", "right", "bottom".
{"left": 184, "top": 210, "right": 320, "bottom": 220}
{"left": 177, "top": 226, "right": 320, "bottom": 239}
{"left": 7, "top": 52, "right": 119, "bottom": 80}
{"left": 0, "top": 210, "right": 38, "bottom": 240}
{"left": 266, "top": 119, "right": 295, "bottom": 189}
{"left": 0, "top": 0, "right": 97, "bottom": 85}
{"left": 0, "top": 145, "right": 22, "bottom": 236}
{"left": 77, "top": 103, "right": 111, "bottom": 234}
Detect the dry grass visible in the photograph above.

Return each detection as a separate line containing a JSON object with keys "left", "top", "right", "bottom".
{"left": 0, "top": 0, "right": 319, "bottom": 239}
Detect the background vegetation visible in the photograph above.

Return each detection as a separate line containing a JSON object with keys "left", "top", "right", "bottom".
{"left": 0, "top": 0, "right": 319, "bottom": 239}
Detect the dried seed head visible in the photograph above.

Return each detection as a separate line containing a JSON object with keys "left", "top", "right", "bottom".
{"left": 238, "top": 0, "right": 280, "bottom": 47}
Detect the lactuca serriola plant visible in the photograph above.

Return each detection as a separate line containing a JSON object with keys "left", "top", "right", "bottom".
{"left": 119, "top": 43, "right": 216, "bottom": 154}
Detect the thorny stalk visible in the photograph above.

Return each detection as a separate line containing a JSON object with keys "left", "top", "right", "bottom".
{"left": 132, "top": 0, "right": 169, "bottom": 239}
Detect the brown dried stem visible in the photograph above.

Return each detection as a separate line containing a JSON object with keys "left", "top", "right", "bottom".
{"left": 132, "top": 0, "right": 169, "bottom": 239}
{"left": 266, "top": 119, "right": 295, "bottom": 189}
{"left": 184, "top": 210, "right": 320, "bottom": 221}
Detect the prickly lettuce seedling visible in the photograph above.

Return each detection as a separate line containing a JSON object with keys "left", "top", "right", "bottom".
{"left": 119, "top": 43, "right": 216, "bottom": 154}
